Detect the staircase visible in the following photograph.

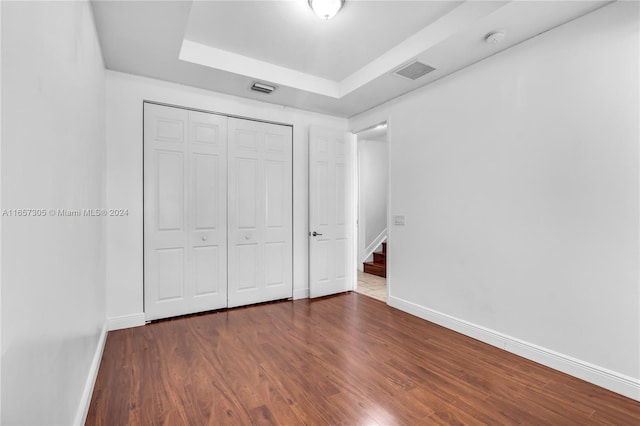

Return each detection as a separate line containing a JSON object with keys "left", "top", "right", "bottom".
{"left": 363, "top": 241, "right": 386, "bottom": 278}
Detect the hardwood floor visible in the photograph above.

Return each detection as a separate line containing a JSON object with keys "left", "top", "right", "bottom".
{"left": 87, "top": 293, "right": 640, "bottom": 425}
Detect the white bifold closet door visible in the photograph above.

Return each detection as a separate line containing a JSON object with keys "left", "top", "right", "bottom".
{"left": 227, "top": 118, "right": 293, "bottom": 308}
{"left": 144, "top": 103, "right": 228, "bottom": 321}
{"left": 144, "top": 103, "right": 292, "bottom": 320}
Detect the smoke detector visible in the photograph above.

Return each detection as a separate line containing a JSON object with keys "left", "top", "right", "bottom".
{"left": 393, "top": 60, "right": 436, "bottom": 81}
{"left": 485, "top": 31, "right": 506, "bottom": 45}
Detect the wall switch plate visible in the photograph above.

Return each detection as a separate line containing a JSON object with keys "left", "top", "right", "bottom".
{"left": 393, "top": 215, "right": 405, "bottom": 226}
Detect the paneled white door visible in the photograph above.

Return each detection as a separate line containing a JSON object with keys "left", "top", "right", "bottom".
{"left": 227, "top": 118, "right": 293, "bottom": 307}
{"left": 309, "top": 126, "right": 356, "bottom": 298}
{"left": 144, "top": 103, "right": 228, "bottom": 320}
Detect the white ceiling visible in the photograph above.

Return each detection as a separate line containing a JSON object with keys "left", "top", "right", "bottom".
{"left": 91, "top": 0, "right": 610, "bottom": 118}
{"left": 185, "top": 1, "right": 461, "bottom": 81}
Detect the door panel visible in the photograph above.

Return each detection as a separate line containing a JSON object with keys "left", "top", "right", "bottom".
{"left": 265, "top": 160, "right": 285, "bottom": 227}
{"left": 187, "top": 110, "right": 228, "bottom": 314}
{"left": 156, "top": 248, "right": 184, "bottom": 301}
{"left": 155, "top": 118, "right": 184, "bottom": 142}
{"left": 144, "top": 105, "right": 189, "bottom": 319}
{"left": 228, "top": 118, "right": 293, "bottom": 307}
{"left": 316, "top": 240, "right": 330, "bottom": 282}
{"left": 144, "top": 104, "right": 228, "bottom": 320}
{"left": 193, "top": 153, "right": 218, "bottom": 230}
{"left": 235, "top": 157, "right": 259, "bottom": 228}
{"left": 156, "top": 151, "right": 184, "bottom": 231}
{"left": 316, "top": 162, "right": 330, "bottom": 226}
{"left": 265, "top": 242, "right": 285, "bottom": 286}
{"left": 236, "top": 244, "right": 259, "bottom": 291}
{"left": 193, "top": 246, "right": 219, "bottom": 295}
{"left": 309, "top": 126, "right": 356, "bottom": 298}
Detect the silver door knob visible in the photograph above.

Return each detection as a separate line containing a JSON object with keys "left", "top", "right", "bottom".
{"left": 202, "top": 236, "right": 208, "bottom": 241}
{"left": 311, "top": 231, "right": 323, "bottom": 237}
{"left": 245, "top": 234, "right": 251, "bottom": 240}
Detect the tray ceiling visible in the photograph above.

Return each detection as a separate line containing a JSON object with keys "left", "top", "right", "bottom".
{"left": 91, "top": 0, "right": 610, "bottom": 118}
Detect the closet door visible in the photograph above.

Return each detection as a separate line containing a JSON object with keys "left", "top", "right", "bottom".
{"left": 144, "top": 103, "right": 228, "bottom": 320}
{"left": 227, "top": 118, "right": 293, "bottom": 307}
{"left": 187, "top": 110, "right": 228, "bottom": 313}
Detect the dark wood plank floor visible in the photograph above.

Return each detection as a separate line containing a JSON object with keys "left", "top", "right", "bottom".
{"left": 87, "top": 293, "right": 640, "bottom": 425}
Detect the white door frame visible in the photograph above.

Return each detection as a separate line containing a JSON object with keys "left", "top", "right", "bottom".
{"left": 351, "top": 118, "right": 392, "bottom": 301}
{"left": 356, "top": 124, "right": 389, "bottom": 269}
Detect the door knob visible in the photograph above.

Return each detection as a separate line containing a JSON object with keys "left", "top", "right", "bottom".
{"left": 202, "top": 236, "right": 208, "bottom": 241}
{"left": 311, "top": 231, "right": 323, "bottom": 237}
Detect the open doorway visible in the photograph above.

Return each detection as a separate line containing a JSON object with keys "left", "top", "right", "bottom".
{"left": 355, "top": 122, "right": 388, "bottom": 302}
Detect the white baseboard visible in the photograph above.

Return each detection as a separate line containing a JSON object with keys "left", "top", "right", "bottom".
{"left": 107, "top": 313, "right": 146, "bottom": 331}
{"left": 388, "top": 295, "right": 640, "bottom": 402}
{"left": 73, "top": 322, "right": 108, "bottom": 426}
{"left": 293, "top": 288, "right": 309, "bottom": 300}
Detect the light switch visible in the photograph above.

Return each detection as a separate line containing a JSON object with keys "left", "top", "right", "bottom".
{"left": 393, "top": 215, "right": 405, "bottom": 226}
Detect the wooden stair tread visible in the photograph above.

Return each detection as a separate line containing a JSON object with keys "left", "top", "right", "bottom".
{"left": 373, "top": 252, "right": 386, "bottom": 263}
{"left": 363, "top": 241, "right": 387, "bottom": 277}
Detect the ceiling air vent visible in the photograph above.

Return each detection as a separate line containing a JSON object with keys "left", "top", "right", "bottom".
{"left": 393, "top": 61, "right": 435, "bottom": 81}
{"left": 251, "top": 82, "right": 276, "bottom": 94}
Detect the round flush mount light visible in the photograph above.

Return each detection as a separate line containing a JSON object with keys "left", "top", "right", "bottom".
{"left": 485, "top": 30, "right": 506, "bottom": 45}
{"left": 309, "top": 0, "right": 345, "bottom": 20}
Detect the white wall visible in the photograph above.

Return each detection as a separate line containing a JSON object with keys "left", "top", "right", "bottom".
{"left": 0, "top": 1, "right": 3, "bottom": 418}
{"left": 1, "top": 1, "right": 107, "bottom": 424}
{"left": 351, "top": 1, "right": 639, "bottom": 399}
{"left": 106, "top": 71, "right": 347, "bottom": 328}
{"left": 358, "top": 138, "right": 388, "bottom": 266}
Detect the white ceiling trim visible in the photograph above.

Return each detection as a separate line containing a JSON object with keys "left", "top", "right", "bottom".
{"left": 179, "top": 39, "right": 341, "bottom": 98}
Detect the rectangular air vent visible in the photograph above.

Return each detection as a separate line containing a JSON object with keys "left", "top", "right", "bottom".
{"left": 393, "top": 61, "right": 435, "bottom": 81}
{"left": 251, "top": 82, "right": 276, "bottom": 94}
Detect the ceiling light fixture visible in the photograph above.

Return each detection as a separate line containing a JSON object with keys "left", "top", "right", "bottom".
{"left": 308, "top": 0, "right": 345, "bottom": 20}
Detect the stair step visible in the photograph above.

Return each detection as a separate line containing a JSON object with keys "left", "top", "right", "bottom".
{"left": 373, "top": 252, "right": 386, "bottom": 264}
{"left": 363, "top": 261, "right": 386, "bottom": 278}
{"left": 363, "top": 241, "right": 387, "bottom": 278}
